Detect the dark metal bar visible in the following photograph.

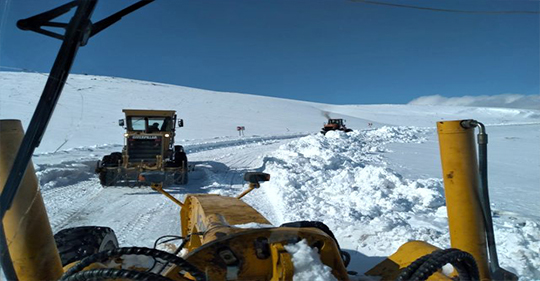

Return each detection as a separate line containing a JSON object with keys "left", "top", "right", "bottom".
{"left": 16, "top": 1, "right": 78, "bottom": 32}
{"left": 91, "top": 0, "right": 154, "bottom": 37}
{"left": 41, "top": 22, "right": 69, "bottom": 28}
{"left": 1, "top": 1, "right": 154, "bottom": 278}
{"left": 0, "top": 224, "right": 17, "bottom": 281}
{"left": 1, "top": 1, "right": 97, "bottom": 279}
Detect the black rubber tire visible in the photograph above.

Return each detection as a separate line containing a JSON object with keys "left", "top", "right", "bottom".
{"left": 100, "top": 152, "right": 122, "bottom": 168}
{"left": 109, "top": 152, "right": 123, "bottom": 165}
{"left": 172, "top": 149, "right": 188, "bottom": 185}
{"left": 175, "top": 151, "right": 188, "bottom": 168}
{"left": 54, "top": 226, "right": 119, "bottom": 266}
{"left": 174, "top": 171, "right": 189, "bottom": 185}
{"left": 99, "top": 169, "right": 117, "bottom": 187}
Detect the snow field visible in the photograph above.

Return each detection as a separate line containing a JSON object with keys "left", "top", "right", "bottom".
{"left": 260, "top": 128, "right": 540, "bottom": 280}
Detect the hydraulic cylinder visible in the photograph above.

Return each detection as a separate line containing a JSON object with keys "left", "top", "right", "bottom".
{"left": 0, "top": 120, "right": 63, "bottom": 280}
{"left": 437, "top": 120, "right": 490, "bottom": 280}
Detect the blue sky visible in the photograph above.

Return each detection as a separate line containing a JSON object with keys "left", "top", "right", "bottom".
{"left": 0, "top": 0, "right": 538, "bottom": 104}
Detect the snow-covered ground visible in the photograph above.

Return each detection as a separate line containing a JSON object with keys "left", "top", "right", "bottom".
{"left": 1, "top": 72, "right": 539, "bottom": 280}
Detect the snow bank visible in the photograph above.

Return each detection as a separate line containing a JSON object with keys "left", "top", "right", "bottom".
{"left": 263, "top": 128, "right": 448, "bottom": 264}
{"left": 262, "top": 127, "right": 540, "bottom": 280}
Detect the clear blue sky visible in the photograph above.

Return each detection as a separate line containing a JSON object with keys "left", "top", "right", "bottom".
{"left": 0, "top": 0, "right": 538, "bottom": 104}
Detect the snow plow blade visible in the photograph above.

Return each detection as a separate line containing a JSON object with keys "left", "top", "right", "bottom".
{"left": 96, "top": 165, "right": 188, "bottom": 187}
{"left": 161, "top": 193, "right": 350, "bottom": 281}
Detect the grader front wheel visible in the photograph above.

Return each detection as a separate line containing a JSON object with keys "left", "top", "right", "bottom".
{"left": 98, "top": 169, "right": 118, "bottom": 187}
{"left": 54, "top": 226, "right": 119, "bottom": 266}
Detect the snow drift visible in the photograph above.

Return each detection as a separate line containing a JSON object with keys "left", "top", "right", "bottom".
{"left": 261, "top": 128, "right": 540, "bottom": 279}
{"left": 408, "top": 94, "right": 540, "bottom": 110}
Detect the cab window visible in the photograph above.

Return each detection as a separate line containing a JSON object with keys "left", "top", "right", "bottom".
{"left": 130, "top": 117, "right": 146, "bottom": 131}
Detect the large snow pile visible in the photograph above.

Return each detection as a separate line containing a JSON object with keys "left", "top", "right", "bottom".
{"left": 262, "top": 128, "right": 540, "bottom": 280}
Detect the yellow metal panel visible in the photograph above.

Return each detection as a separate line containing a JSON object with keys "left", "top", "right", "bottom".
{"left": 175, "top": 195, "right": 349, "bottom": 280}
{"left": 0, "top": 120, "right": 64, "bottom": 280}
{"left": 271, "top": 243, "right": 293, "bottom": 281}
{"left": 365, "top": 241, "right": 452, "bottom": 280}
{"left": 181, "top": 194, "right": 271, "bottom": 250}
{"left": 437, "top": 120, "right": 491, "bottom": 280}
{"left": 166, "top": 227, "right": 349, "bottom": 281}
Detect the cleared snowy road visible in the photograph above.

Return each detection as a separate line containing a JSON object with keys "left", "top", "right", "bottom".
{"left": 38, "top": 134, "right": 302, "bottom": 247}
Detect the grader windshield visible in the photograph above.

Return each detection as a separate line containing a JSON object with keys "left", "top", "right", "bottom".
{"left": 128, "top": 116, "right": 172, "bottom": 132}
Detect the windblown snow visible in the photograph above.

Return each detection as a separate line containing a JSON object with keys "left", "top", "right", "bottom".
{"left": 1, "top": 72, "right": 539, "bottom": 280}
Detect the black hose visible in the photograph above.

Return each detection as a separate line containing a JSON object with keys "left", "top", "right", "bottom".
{"left": 462, "top": 120, "right": 501, "bottom": 273}
{"left": 148, "top": 235, "right": 186, "bottom": 274}
{"left": 340, "top": 251, "right": 351, "bottom": 268}
{"left": 61, "top": 268, "right": 173, "bottom": 281}
{"left": 396, "top": 250, "right": 444, "bottom": 281}
{"left": 60, "top": 247, "right": 206, "bottom": 281}
{"left": 156, "top": 237, "right": 190, "bottom": 275}
{"left": 476, "top": 123, "right": 500, "bottom": 272}
{"left": 397, "top": 249, "right": 479, "bottom": 281}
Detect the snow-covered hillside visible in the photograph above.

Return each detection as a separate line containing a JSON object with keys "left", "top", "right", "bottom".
{"left": 1, "top": 72, "right": 539, "bottom": 280}
{"left": 2, "top": 72, "right": 538, "bottom": 152}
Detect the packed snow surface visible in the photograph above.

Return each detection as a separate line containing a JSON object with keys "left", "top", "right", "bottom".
{"left": 1, "top": 72, "right": 539, "bottom": 280}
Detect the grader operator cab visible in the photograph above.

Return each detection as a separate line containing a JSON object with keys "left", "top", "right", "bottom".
{"left": 95, "top": 109, "right": 188, "bottom": 187}
{"left": 321, "top": 118, "right": 353, "bottom": 134}
{"left": 0, "top": 1, "right": 519, "bottom": 281}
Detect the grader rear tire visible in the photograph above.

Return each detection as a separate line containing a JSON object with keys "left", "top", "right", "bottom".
{"left": 54, "top": 226, "right": 119, "bottom": 266}
{"left": 99, "top": 169, "right": 118, "bottom": 187}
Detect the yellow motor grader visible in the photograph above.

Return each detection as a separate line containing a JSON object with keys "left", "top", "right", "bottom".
{"left": 0, "top": 0, "right": 519, "bottom": 280}
{"left": 95, "top": 109, "right": 188, "bottom": 187}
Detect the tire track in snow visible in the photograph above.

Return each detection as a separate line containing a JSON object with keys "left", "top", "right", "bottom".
{"left": 187, "top": 137, "right": 295, "bottom": 225}
{"left": 183, "top": 133, "right": 308, "bottom": 154}
{"left": 43, "top": 180, "right": 104, "bottom": 231}
{"left": 38, "top": 134, "right": 304, "bottom": 247}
